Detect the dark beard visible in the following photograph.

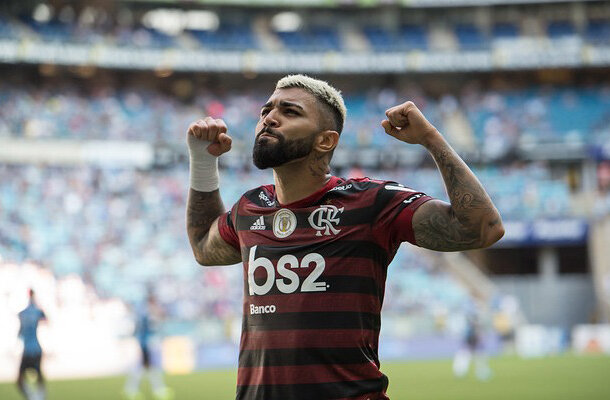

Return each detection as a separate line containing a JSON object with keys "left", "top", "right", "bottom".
{"left": 252, "top": 131, "right": 315, "bottom": 169}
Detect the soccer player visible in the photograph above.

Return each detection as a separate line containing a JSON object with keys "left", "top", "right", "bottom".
{"left": 17, "top": 289, "right": 47, "bottom": 400}
{"left": 452, "top": 312, "right": 492, "bottom": 380}
{"left": 123, "top": 294, "right": 173, "bottom": 400}
{"left": 185, "top": 75, "right": 504, "bottom": 399}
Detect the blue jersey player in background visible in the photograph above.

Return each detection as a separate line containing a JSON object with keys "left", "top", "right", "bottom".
{"left": 123, "top": 293, "right": 173, "bottom": 400}
{"left": 17, "top": 289, "right": 47, "bottom": 400}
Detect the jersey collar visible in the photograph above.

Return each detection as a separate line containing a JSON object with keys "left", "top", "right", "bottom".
{"left": 276, "top": 176, "right": 343, "bottom": 209}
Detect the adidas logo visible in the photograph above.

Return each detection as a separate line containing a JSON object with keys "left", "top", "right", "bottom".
{"left": 250, "top": 216, "right": 266, "bottom": 230}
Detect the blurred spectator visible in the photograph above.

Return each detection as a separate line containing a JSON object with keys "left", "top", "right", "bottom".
{"left": 17, "top": 288, "right": 47, "bottom": 400}
{"left": 123, "top": 292, "right": 173, "bottom": 400}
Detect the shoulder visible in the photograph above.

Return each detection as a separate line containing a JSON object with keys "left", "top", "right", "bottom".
{"left": 339, "top": 177, "right": 420, "bottom": 198}
{"left": 330, "top": 177, "right": 387, "bottom": 193}
{"left": 238, "top": 184, "right": 276, "bottom": 209}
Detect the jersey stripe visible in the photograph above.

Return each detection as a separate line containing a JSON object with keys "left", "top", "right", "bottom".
{"left": 243, "top": 311, "right": 381, "bottom": 332}
{"left": 237, "top": 363, "right": 382, "bottom": 386}
{"left": 245, "top": 293, "right": 381, "bottom": 314}
{"left": 236, "top": 378, "right": 386, "bottom": 400}
{"left": 240, "top": 329, "right": 379, "bottom": 350}
{"left": 239, "top": 346, "right": 379, "bottom": 368}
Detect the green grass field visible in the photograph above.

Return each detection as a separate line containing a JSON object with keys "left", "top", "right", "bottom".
{"left": 1, "top": 354, "right": 608, "bottom": 400}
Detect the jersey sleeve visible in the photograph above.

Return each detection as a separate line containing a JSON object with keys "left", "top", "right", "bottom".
{"left": 372, "top": 182, "right": 433, "bottom": 251}
{"left": 217, "top": 200, "right": 240, "bottom": 250}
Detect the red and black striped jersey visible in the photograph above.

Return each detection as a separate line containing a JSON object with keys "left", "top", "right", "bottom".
{"left": 218, "top": 175, "right": 432, "bottom": 400}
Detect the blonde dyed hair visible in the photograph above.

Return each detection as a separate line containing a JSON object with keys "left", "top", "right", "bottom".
{"left": 276, "top": 74, "right": 346, "bottom": 133}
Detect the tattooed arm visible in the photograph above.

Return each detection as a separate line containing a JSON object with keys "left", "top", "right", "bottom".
{"left": 186, "top": 117, "right": 241, "bottom": 266}
{"left": 382, "top": 102, "right": 504, "bottom": 251}
{"left": 187, "top": 189, "right": 241, "bottom": 266}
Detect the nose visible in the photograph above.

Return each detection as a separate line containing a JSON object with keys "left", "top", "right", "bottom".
{"left": 262, "top": 109, "right": 279, "bottom": 128}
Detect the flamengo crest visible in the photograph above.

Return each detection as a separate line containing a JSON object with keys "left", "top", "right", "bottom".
{"left": 308, "top": 205, "right": 344, "bottom": 236}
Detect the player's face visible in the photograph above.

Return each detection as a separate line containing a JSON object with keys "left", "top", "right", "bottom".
{"left": 253, "top": 88, "right": 322, "bottom": 169}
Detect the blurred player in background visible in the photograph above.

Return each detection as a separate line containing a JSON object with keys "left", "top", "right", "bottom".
{"left": 123, "top": 293, "right": 173, "bottom": 400}
{"left": 185, "top": 74, "right": 504, "bottom": 399}
{"left": 453, "top": 312, "right": 492, "bottom": 381}
{"left": 16, "top": 289, "right": 47, "bottom": 400}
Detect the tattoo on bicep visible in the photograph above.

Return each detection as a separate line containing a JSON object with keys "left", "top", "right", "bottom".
{"left": 204, "top": 229, "right": 242, "bottom": 265}
{"left": 414, "top": 202, "right": 480, "bottom": 251}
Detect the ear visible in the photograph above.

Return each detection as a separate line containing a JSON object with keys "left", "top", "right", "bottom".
{"left": 314, "top": 130, "right": 339, "bottom": 153}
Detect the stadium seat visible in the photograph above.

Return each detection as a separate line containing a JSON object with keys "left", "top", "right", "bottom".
{"left": 399, "top": 24, "right": 428, "bottom": 50}
{"left": 547, "top": 20, "right": 576, "bottom": 38}
{"left": 586, "top": 20, "right": 610, "bottom": 44}
{"left": 188, "top": 24, "right": 258, "bottom": 50}
{"left": 142, "top": 27, "right": 176, "bottom": 48}
{"left": 492, "top": 22, "right": 519, "bottom": 39}
{"left": 0, "top": 16, "right": 17, "bottom": 39}
{"left": 276, "top": 26, "right": 341, "bottom": 52}
{"left": 363, "top": 27, "right": 403, "bottom": 52}
{"left": 21, "top": 17, "right": 73, "bottom": 41}
{"left": 454, "top": 23, "right": 488, "bottom": 50}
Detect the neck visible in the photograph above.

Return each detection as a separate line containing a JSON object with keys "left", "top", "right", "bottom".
{"left": 272, "top": 153, "right": 331, "bottom": 205}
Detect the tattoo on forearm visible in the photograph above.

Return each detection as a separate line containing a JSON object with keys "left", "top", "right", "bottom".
{"left": 414, "top": 140, "right": 501, "bottom": 251}
{"left": 187, "top": 189, "right": 240, "bottom": 265}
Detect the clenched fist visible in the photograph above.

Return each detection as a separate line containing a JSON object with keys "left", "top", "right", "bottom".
{"left": 381, "top": 101, "right": 440, "bottom": 147}
{"left": 187, "top": 117, "right": 232, "bottom": 157}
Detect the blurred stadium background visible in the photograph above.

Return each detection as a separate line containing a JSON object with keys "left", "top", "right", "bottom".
{"left": 0, "top": 0, "right": 609, "bottom": 398}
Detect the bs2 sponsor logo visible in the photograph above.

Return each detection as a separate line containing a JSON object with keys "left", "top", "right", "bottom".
{"left": 247, "top": 246, "right": 328, "bottom": 296}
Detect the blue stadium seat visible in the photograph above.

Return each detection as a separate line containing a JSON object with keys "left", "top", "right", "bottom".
{"left": 188, "top": 24, "right": 258, "bottom": 50}
{"left": 142, "top": 27, "right": 176, "bottom": 48}
{"left": 276, "top": 26, "right": 341, "bottom": 52}
{"left": 363, "top": 27, "right": 403, "bottom": 52}
{"left": 399, "top": 24, "right": 427, "bottom": 50}
{"left": 547, "top": 21, "right": 575, "bottom": 38}
{"left": 276, "top": 31, "right": 308, "bottom": 50}
{"left": 22, "top": 17, "right": 73, "bottom": 41}
{"left": 0, "top": 16, "right": 17, "bottom": 39}
{"left": 586, "top": 20, "right": 610, "bottom": 44}
{"left": 492, "top": 23, "right": 519, "bottom": 39}
{"left": 310, "top": 26, "right": 341, "bottom": 51}
{"left": 455, "top": 24, "right": 488, "bottom": 50}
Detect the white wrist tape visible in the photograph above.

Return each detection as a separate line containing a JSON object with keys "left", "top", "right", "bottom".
{"left": 188, "top": 136, "right": 219, "bottom": 192}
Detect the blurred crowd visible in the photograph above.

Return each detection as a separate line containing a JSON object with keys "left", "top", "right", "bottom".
{"left": 1, "top": 80, "right": 609, "bottom": 162}
{"left": 0, "top": 163, "right": 540, "bottom": 343}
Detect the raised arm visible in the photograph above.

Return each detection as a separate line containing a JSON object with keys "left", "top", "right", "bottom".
{"left": 186, "top": 117, "right": 241, "bottom": 266}
{"left": 382, "top": 101, "right": 504, "bottom": 251}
